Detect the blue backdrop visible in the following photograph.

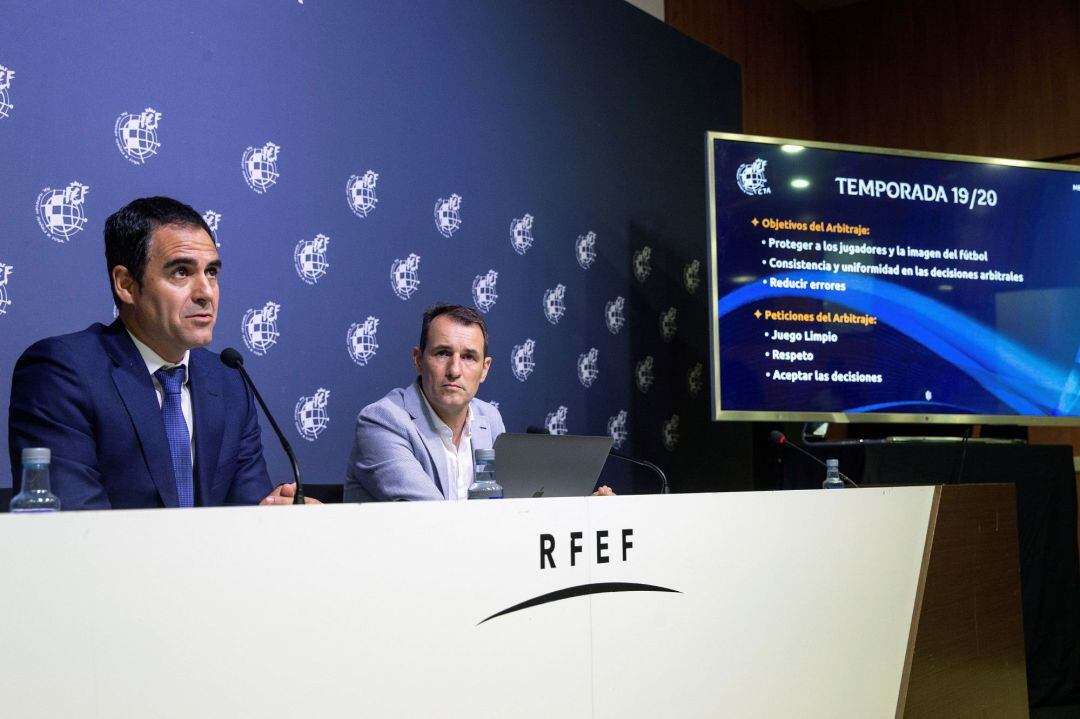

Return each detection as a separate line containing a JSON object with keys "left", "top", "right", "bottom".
{"left": 1, "top": 0, "right": 749, "bottom": 493}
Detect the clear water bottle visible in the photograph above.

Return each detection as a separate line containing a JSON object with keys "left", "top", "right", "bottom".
{"left": 822, "top": 458, "right": 844, "bottom": 490}
{"left": 468, "top": 448, "right": 503, "bottom": 499}
{"left": 10, "top": 447, "right": 61, "bottom": 512}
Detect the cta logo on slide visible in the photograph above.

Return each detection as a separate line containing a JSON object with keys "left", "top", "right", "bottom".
{"left": 737, "top": 158, "right": 771, "bottom": 196}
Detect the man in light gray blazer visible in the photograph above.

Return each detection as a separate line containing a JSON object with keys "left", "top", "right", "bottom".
{"left": 344, "top": 304, "right": 505, "bottom": 502}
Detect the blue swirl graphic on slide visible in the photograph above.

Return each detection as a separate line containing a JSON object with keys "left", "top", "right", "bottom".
{"left": 719, "top": 272, "right": 1078, "bottom": 416}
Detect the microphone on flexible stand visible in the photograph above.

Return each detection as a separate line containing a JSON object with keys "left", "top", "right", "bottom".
{"left": 220, "top": 348, "right": 305, "bottom": 504}
{"left": 526, "top": 425, "right": 669, "bottom": 494}
{"left": 770, "top": 430, "right": 860, "bottom": 488}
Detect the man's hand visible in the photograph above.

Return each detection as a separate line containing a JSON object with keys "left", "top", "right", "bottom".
{"left": 260, "top": 482, "right": 321, "bottom": 505}
{"left": 592, "top": 485, "right": 615, "bottom": 497}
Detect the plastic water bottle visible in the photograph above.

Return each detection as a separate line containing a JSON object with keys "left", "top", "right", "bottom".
{"left": 468, "top": 448, "right": 503, "bottom": 499}
{"left": 822, "top": 458, "right": 844, "bottom": 490}
{"left": 10, "top": 447, "right": 61, "bottom": 512}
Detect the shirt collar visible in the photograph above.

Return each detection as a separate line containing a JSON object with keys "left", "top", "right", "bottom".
{"left": 417, "top": 384, "right": 473, "bottom": 441}
{"left": 127, "top": 329, "right": 190, "bottom": 385}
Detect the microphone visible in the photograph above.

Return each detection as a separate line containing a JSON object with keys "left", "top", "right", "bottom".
{"left": 770, "top": 430, "right": 859, "bottom": 488}
{"left": 220, "top": 348, "right": 305, "bottom": 504}
{"left": 527, "top": 426, "right": 669, "bottom": 494}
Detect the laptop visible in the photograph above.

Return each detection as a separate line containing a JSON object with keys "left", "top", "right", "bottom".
{"left": 493, "top": 433, "right": 613, "bottom": 498}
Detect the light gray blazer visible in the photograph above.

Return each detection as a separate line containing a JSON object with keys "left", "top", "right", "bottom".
{"left": 343, "top": 379, "right": 505, "bottom": 502}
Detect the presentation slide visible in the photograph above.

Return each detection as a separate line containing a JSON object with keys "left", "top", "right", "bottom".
{"left": 708, "top": 134, "right": 1080, "bottom": 422}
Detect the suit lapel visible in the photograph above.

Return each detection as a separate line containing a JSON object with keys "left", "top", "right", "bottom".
{"left": 189, "top": 351, "right": 224, "bottom": 506}
{"left": 404, "top": 381, "right": 449, "bottom": 499}
{"left": 472, "top": 408, "right": 493, "bottom": 450}
{"left": 103, "top": 322, "right": 178, "bottom": 508}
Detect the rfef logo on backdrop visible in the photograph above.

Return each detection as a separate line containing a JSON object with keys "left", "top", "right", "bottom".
{"left": 114, "top": 108, "right": 162, "bottom": 165}
{"left": 242, "top": 301, "right": 281, "bottom": 356}
{"left": 687, "top": 362, "right": 704, "bottom": 396}
{"left": 577, "top": 348, "right": 599, "bottom": 388}
{"left": 607, "top": 410, "right": 628, "bottom": 449}
{"left": 391, "top": 253, "right": 421, "bottom": 300}
{"left": 545, "top": 405, "right": 568, "bottom": 435}
{"left": 737, "top": 158, "right": 770, "bottom": 196}
{"left": 575, "top": 231, "right": 597, "bottom": 269}
{"left": 295, "top": 234, "right": 330, "bottom": 285}
{"left": 635, "top": 356, "right": 654, "bottom": 393}
{"left": 683, "top": 259, "right": 701, "bottom": 294}
{"left": 632, "top": 246, "right": 652, "bottom": 282}
{"left": 294, "top": 388, "right": 331, "bottom": 441}
{"left": 347, "top": 316, "right": 380, "bottom": 366}
{"left": 243, "top": 142, "right": 281, "bottom": 194}
{"left": 510, "top": 214, "right": 534, "bottom": 255}
{"left": 472, "top": 269, "right": 498, "bottom": 313}
{"left": 511, "top": 339, "right": 536, "bottom": 382}
{"left": 35, "top": 182, "right": 90, "bottom": 243}
{"left": 660, "top": 307, "right": 677, "bottom": 342}
{"left": 662, "top": 414, "right": 680, "bottom": 450}
{"left": 604, "top": 296, "right": 625, "bottom": 334}
{"left": 543, "top": 284, "right": 566, "bottom": 325}
{"left": 0, "top": 65, "right": 15, "bottom": 119}
{"left": 0, "top": 263, "right": 12, "bottom": 315}
{"left": 202, "top": 210, "right": 222, "bottom": 246}
{"left": 347, "top": 171, "right": 379, "bottom": 218}
{"left": 434, "top": 194, "right": 462, "bottom": 237}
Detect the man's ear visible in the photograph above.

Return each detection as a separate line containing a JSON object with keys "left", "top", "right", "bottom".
{"left": 112, "top": 265, "right": 138, "bottom": 306}
{"left": 412, "top": 346, "right": 422, "bottom": 373}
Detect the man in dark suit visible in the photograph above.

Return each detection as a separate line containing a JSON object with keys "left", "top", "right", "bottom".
{"left": 8, "top": 196, "right": 305, "bottom": 509}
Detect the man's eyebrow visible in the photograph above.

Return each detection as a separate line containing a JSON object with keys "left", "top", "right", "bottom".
{"left": 162, "top": 257, "right": 223, "bottom": 270}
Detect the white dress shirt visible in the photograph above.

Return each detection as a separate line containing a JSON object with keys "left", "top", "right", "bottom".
{"left": 127, "top": 331, "right": 194, "bottom": 451}
{"left": 418, "top": 390, "right": 474, "bottom": 501}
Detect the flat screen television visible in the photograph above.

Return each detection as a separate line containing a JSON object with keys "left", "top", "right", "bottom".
{"left": 706, "top": 132, "right": 1080, "bottom": 425}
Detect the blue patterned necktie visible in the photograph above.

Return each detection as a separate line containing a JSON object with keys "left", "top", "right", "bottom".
{"left": 154, "top": 366, "right": 194, "bottom": 508}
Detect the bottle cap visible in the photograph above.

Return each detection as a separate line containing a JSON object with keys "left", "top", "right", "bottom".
{"left": 22, "top": 447, "right": 51, "bottom": 464}
{"left": 474, "top": 448, "right": 495, "bottom": 462}
{"left": 825, "top": 458, "right": 838, "bottom": 468}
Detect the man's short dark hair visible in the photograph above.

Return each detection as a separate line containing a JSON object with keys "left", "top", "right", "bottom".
{"left": 104, "top": 196, "right": 213, "bottom": 308}
{"left": 419, "top": 303, "right": 489, "bottom": 356}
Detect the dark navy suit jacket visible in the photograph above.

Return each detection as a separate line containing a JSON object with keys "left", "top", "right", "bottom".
{"left": 8, "top": 320, "right": 273, "bottom": 509}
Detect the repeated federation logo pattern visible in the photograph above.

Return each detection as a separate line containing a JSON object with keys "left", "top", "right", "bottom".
{"left": 472, "top": 270, "right": 498, "bottom": 313}
{"left": 636, "top": 356, "right": 654, "bottom": 393}
{"left": 683, "top": 259, "right": 701, "bottom": 294}
{"left": 660, "top": 307, "right": 677, "bottom": 342}
{"left": 114, "top": 107, "right": 162, "bottom": 165}
{"left": 295, "top": 388, "right": 331, "bottom": 441}
{"left": 607, "top": 410, "right": 628, "bottom": 449}
{"left": 434, "top": 194, "right": 462, "bottom": 238}
{"left": 545, "top": 405, "right": 568, "bottom": 435}
{"left": 347, "top": 316, "right": 380, "bottom": 366}
{"left": 577, "top": 348, "right": 599, "bottom": 388}
{"left": 737, "top": 158, "right": 770, "bottom": 196}
{"left": 347, "top": 171, "right": 379, "bottom": 218}
{"left": 36, "top": 182, "right": 90, "bottom": 243}
{"left": 575, "top": 231, "right": 597, "bottom": 269}
{"left": 391, "top": 253, "right": 421, "bottom": 300}
{"left": 0, "top": 65, "right": 15, "bottom": 119}
{"left": 687, "top": 362, "right": 704, "bottom": 396}
{"left": 0, "top": 262, "right": 12, "bottom": 315}
{"left": 543, "top": 284, "right": 566, "bottom": 325}
{"left": 243, "top": 142, "right": 281, "bottom": 194}
{"left": 511, "top": 339, "right": 536, "bottom": 382}
{"left": 604, "top": 296, "right": 625, "bottom": 334}
{"left": 202, "top": 210, "right": 222, "bottom": 246}
{"left": 633, "top": 246, "right": 652, "bottom": 283}
{"left": 295, "top": 234, "right": 331, "bottom": 285}
{"left": 242, "top": 301, "right": 281, "bottom": 356}
{"left": 662, "top": 414, "right": 680, "bottom": 451}
{"left": 510, "top": 214, "right": 534, "bottom": 255}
